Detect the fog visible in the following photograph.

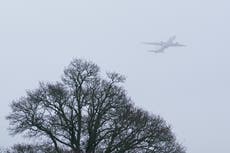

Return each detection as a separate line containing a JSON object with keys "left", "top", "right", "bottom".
{"left": 0, "top": 1, "right": 230, "bottom": 152}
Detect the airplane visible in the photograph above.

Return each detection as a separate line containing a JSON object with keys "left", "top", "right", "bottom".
{"left": 143, "top": 36, "right": 186, "bottom": 53}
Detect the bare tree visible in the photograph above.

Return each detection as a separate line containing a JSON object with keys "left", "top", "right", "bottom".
{"left": 1, "top": 143, "right": 70, "bottom": 153}
{"left": 7, "top": 58, "right": 185, "bottom": 153}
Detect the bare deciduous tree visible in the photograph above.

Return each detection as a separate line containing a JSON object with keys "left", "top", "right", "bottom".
{"left": 1, "top": 143, "right": 70, "bottom": 153}
{"left": 7, "top": 58, "right": 185, "bottom": 153}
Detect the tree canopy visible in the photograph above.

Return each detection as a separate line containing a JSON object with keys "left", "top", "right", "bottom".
{"left": 7, "top": 58, "right": 185, "bottom": 153}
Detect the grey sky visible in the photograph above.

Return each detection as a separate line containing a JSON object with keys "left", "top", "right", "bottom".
{"left": 0, "top": 0, "right": 230, "bottom": 152}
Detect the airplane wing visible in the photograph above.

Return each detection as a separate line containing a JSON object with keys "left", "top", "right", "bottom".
{"left": 142, "top": 42, "right": 163, "bottom": 46}
{"left": 148, "top": 47, "right": 165, "bottom": 53}
{"left": 170, "top": 43, "right": 186, "bottom": 47}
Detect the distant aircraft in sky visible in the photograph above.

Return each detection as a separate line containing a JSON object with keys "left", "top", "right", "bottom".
{"left": 143, "top": 36, "right": 186, "bottom": 53}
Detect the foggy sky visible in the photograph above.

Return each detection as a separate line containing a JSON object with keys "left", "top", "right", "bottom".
{"left": 0, "top": 1, "right": 230, "bottom": 152}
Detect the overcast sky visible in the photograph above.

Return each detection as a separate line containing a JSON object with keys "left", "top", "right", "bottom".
{"left": 1, "top": 0, "right": 230, "bottom": 152}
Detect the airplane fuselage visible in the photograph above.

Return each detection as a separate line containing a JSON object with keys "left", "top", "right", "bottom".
{"left": 143, "top": 36, "right": 185, "bottom": 53}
